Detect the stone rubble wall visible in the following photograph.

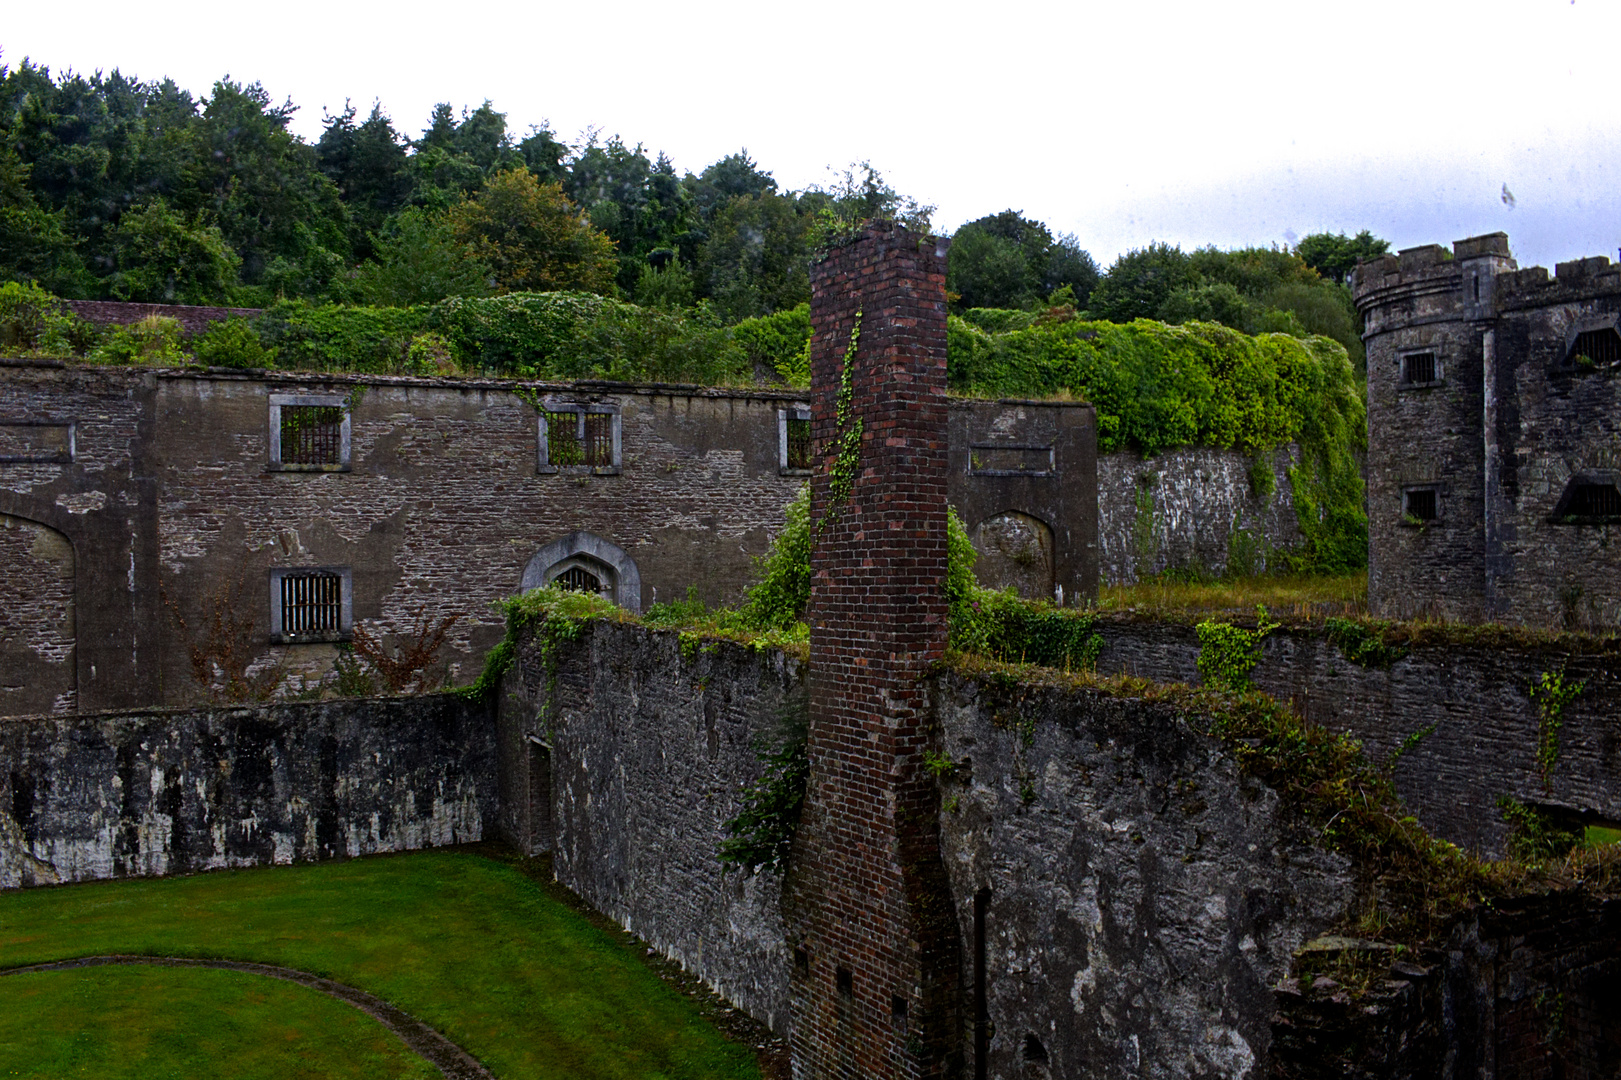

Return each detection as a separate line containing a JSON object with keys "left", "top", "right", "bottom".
{"left": 1097, "top": 444, "right": 1303, "bottom": 586}
{"left": 1095, "top": 617, "right": 1621, "bottom": 856}
{"left": 0, "top": 694, "right": 495, "bottom": 889}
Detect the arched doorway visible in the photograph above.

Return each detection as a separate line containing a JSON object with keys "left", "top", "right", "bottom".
{"left": 0, "top": 513, "right": 76, "bottom": 715}
{"left": 521, "top": 532, "right": 642, "bottom": 612}
{"left": 971, "top": 511, "right": 1055, "bottom": 601}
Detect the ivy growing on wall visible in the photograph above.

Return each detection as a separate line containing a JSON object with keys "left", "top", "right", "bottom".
{"left": 1195, "top": 606, "right": 1280, "bottom": 691}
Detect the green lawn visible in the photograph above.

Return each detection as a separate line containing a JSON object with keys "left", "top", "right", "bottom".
{"left": 0, "top": 851, "right": 760, "bottom": 1080}
{"left": 0, "top": 965, "right": 438, "bottom": 1080}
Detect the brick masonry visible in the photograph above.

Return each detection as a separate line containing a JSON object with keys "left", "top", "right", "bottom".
{"left": 786, "top": 222, "right": 963, "bottom": 1079}
{"left": 0, "top": 694, "right": 495, "bottom": 888}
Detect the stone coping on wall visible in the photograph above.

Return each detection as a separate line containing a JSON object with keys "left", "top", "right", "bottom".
{"left": 0, "top": 354, "right": 1094, "bottom": 411}
{"left": 0, "top": 691, "right": 471, "bottom": 726}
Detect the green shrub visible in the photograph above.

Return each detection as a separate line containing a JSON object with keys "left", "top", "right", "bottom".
{"left": 254, "top": 300, "right": 429, "bottom": 371}
{"left": 735, "top": 484, "right": 812, "bottom": 630}
{"left": 0, "top": 281, "right": 59, "bottom": 350}
{"left": 732, "top": 303, "right": 811, "bottom": 387}
{"left": 91, "top": 315, "right": 188, "bottom": 365}
{"left": 192, "top": 317, "right": 278, "bottom": 369}
{"left": 405, "top": 331, "right": 457, "bottom": 376}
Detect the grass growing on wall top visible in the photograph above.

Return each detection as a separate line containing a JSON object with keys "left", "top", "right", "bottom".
{"left": 0, "top": 850, "right": 761, "bottom": 1080}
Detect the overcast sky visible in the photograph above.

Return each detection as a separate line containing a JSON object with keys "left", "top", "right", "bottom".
{"left": 7, "top": 0, "right": 1619, "bottom": 271}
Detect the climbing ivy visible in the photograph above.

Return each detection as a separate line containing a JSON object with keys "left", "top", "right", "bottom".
{"left": 1529, "top": 662, "right": 1586, "bottom": 793}
{"left": 1195, "top": 606, "right": 1280, "bottom": 691}
{"left": 1324, "top": 617, "right": 1410, "bottom": 669}
{"left": 818, "top": 311, "right": 864, "bottom": 532}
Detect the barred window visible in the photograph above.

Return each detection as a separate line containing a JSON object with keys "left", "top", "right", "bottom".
{"left": 1551, "top": 476, "right": 1621, "bottom": 523}
{"left": 1403, "top": 488, "right": 1438, "bottom": 522}
{"left": 553, "top": 565, "right": 603, "bottom": 594}
{"left": 281, "top": 406, "right": 344, "bottom": 465}
{"left": 1569, "top": 329, "right": 1621, "bottom": 368}
{"left": 1400, "top": 353, "right": 1438, "bottom": 386}
{"left": 538, "top": 404, "right": 620, "bottom": 473}
{"left": 268, "top": 394, "right": 351, "bottom": 471}
{"left": 269, "top": 567, "right": 352, "bottom": 642}
{"left": 779, "top": 404, "right": 812, "bottom": 474}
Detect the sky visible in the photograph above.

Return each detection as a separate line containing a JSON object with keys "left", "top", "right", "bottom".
{"left": 6, "top": 0, "right": 1620, "bottom": 272}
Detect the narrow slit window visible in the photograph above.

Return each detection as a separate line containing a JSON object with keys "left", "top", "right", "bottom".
{"left": 1404, "top": 488, "right": 1438, "bottom": 521}
{"left": 280, "top": 572, "right": 342, "bottom": 638}
{"left": 1401, "top": 353, "right": 1437, "bottom": 385}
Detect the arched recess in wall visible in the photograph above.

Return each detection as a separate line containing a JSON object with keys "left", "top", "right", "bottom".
{"left": 970, "top": 510, "right": 1055, "bottom": 602}
{"left": 0, "top": 512, "right": 76, "bottom": 716}
{"left": 521, "top": 532, "right": 642, "bottom": 613}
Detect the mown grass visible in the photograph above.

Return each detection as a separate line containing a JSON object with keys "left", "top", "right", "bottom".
{"left": 0, "top": 850, "right": 759, "bottom": 1080}
{"left": 0, "top": 965, "right": 437, "bottom": 1080}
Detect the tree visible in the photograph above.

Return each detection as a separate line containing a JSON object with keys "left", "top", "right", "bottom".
{"left": 1296, "top": 230, "right": 1390, "bottom": 285}
{"left": 352, "top": 206, "right": 491, "bottom": 305}
{"left": 1087, "top": 242, "right": 1198, "bottom": 322}
{"left": 446, "top": 168, "right": 617, "bottom": 294}
{"left": 695, "top": 191, "right": 811, "bottom": 320}
{"left": 107, "top": 199, "right": 241, "bottom": 303}
{"left": 317, "top": 102, "right": 411, "bottom": 260}
{"left": 948, "top": 211, "right": 1099, "bottom": 310}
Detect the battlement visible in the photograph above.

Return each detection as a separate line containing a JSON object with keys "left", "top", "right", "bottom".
{"left": 1351, "top": 232, "right": 1515, "bottom": 317}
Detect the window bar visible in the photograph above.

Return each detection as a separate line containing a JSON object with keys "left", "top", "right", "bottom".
{"left": 786, "top": 417, "right": 812, "bottom": 469}
{"left": 584, "top": 412, "right": 613, "bottom": 466}
{"left": 282, "top": 572, "right": 340, "bottom": 637}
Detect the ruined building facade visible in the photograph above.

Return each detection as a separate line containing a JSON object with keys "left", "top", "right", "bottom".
{"left": 0, "top": 359, "right": 1096, "bottom": 718}
{"left": 1355, "top": 233, "right": 1621, "bottom": 627}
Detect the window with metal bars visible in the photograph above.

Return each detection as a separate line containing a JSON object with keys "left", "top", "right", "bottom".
{"left": 552, "top": 565, "right": 603, "bottom": 594}
{"left": 538, "top": 406, "right": 619, "bottom": 472}
{"left": 1569, "top": 329, "right": 1621, "bottom": 369}
{"left": 269, "top": 567, "right": 351, "bottom": 642}
{"left": 786, "top": 418, "right": 811, "bottom": 468}
{"left": 1400, "top": 353, "right": 1438, "bottom": 386}
{"left": 1403, "top": 488, "right": 1438, "bottom": 522}
{"left": 268, "top": 394, "right": 351, "bottom": 471}
{"left": 1552, "top": 478, "right": 1621, "bottom": 522}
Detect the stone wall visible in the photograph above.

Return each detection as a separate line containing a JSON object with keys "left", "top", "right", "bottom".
{"left": 1355, "top": 233, "right": 1621, "bottom": 628}
{"left": 502, "top": 616, "right": 1361, "bottom": 1076}
{"left": 1273, "top": 891, "right": 1621, "bottom": 1079}
{"left": 0, "top": 359, "right": 1092, "bottom": 716}
{"left": 933, "top": 671, "right": 1353, "bottom": 1079}
{"left": 1094, "top": 617, "right": 1621, "bottom": 855}
{"left": 1096, "top": 443, "right": 1302, "bottom": 585}
{"left": 497, "top": 620, "right": 802, "bottom": 1034}
{"left": 0, "top": 694, "right": 495, "bottom": 889}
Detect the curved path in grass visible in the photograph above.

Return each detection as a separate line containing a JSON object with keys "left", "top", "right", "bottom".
{"left": 0, "top": 955, "right": 495, "bottom": 1080}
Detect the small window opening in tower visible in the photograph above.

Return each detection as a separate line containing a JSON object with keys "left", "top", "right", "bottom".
{"left": 1569, "top": 330, "right": 1621, "bottom": 368}
{"left": 786, "top": 417, "right": 812, "bottom": 469}
{"left": 891, "top": 994, "right": 908, "bottom": 1029}
{"left": 553, "top": 565, "right": 603, "bottom": 594}
{"left": 1405, "top": 489, "right": 1438, "bottom": 521}
{"left": 1570, "top": 483, "right": 1621, "bottom": 518}
{"left": 1023, "top": 1034, "right": 1049, "bottom": 1063}
{"left": 1401, "top": 353, "right": 1437, "bottom": 385}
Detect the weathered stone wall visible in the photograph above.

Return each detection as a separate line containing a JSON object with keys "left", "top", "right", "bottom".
{"left": 934, "top": 671, "right": 1353, "bottom": 1079}
{"left": 507, "top": 618, "right": 1362, "bottom": 1076}
{"left": 0, "top": 694, "right": 495, "bottom": 889}
{"left": 1355, "top": 233, "right": 1621, "bottom": 628}
{"left": 1095, "top": 617, "right": 1621, "bottom": 855}
{"left": 498, "top": 620, "right": 802, "bottom": 1034}
{"left": 1273, "top": 891, "right": 1621, "bottom": 1079}
{"left": 1096, "top": 443, "right": 1302, "bottom": 585}
{"left": 0, "top": 359, "right": 1092, "bottom": 715}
